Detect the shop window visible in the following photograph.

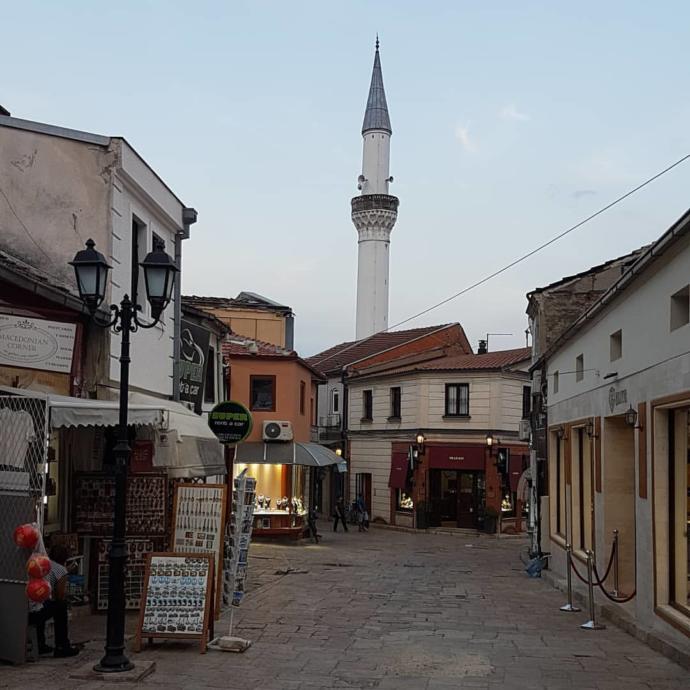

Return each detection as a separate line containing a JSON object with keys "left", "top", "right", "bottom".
{"left": 668, "top": 409, "right": 690, "bottom": 614}
{"left": 250, "top": 375, "right": 276, "bottom": 411}
{"left": 299, "top": 380, "right": 306, "bottom": 415}
{"left": 389, "top": 387, "right": 401, "bottom": 419}
{"left": 551, "top": 433, "right": 566, "bottom": 538}
{"left": 362, "top": 390, "right": 373, "bottom": 421}
{"left": 204, "top": 347, "right": 215, "bottom": 404}
{"left": 445, "top": 383, "right": 469, "bottom": 417}
{"left": 576, "top": 354, "right": 584, "bottom": 382}
{"left": 610, "top": 330, "right": 622, "bottom": 361}
{"left": 553, "top": 371, "right": 559, "bottom": 394}
{"left": 522, "top": 385, "right": 531, "bottom": 419}
{"left": 670, "top": 285, "right": 690, "bottom": 331}
{"left": 572, "top": 427, "right": 594, "bottom": 553}
{"left": 396, "top": 489, "right": 414, "bottom": 512}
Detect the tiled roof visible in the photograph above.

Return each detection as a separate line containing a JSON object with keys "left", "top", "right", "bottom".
{"left": 306, "top": 324, "right": 456, "bottom": 376}
{"left": 356, "top": 347, "right": 532, "bottom": 378}
{"left": 222, "top": 334, "right": 294, "bottom": 358}
{"left": 183, "top": 292, "right": 292, "bottom": 314}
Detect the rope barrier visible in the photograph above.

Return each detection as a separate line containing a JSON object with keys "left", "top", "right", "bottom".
{"left": 569, "top": 554, "right": 590, "bottom": 584}
{"left": 592, "top": 560, "right": 637, "bottom": 603}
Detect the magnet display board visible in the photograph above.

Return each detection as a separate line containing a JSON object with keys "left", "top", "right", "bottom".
{"left": 135, "top": 553, "right": 214, "bottom": 654}
{"left": 172, "top": 483, "right": 227, "bottom": 619}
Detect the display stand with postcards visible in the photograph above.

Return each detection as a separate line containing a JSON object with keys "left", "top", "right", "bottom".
{"left": 209, "top": 469, "right": 256, "bottom": 653}
{"left": 171, "top": 482, "right": 227, "bottom": 619}
{"left": 134, "top": 553, "right": 214, "bottom": 653}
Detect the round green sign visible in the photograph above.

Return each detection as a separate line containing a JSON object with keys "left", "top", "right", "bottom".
{"left": 208, "top": 401, "right": 253, "bottom": 445}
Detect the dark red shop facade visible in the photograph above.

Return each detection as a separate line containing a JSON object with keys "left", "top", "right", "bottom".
{"left": 388, "top": 440, "right": 529, "bottom": 531}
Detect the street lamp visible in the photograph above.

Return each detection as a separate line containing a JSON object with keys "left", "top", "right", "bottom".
{"left": 335, "top": 447, "right": 343, "bottom": 457}
{"left": 70, "top": 238, "right": 178, "bottom": 673}
{"left": 415, "top": 431, "right": 426, "bottom": 455}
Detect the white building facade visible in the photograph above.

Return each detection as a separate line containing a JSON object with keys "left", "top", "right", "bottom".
{"left": 541, "top": 210, "right": 690, "bottom": 655}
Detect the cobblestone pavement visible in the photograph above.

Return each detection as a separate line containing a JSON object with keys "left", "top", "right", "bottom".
{"left": 1, "top": 524, "right": 688, "bottom": 689}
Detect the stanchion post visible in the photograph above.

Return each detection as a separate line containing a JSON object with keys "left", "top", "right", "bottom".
{"left": 581, "top": 549, "right": 605, "bottom": 630}
{"left": 560, "top": 543, "right": 581, "bottom": 613}
{"left": 611, "top": 529, "right": 620, "bottom": 597}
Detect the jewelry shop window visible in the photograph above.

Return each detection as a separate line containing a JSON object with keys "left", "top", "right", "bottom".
{"left": 396, "top": 489, "right": 414, "bottom": 512}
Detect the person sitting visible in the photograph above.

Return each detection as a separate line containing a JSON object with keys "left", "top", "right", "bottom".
{"left": 28, "top": 544, "right": 80, "bottom": 658}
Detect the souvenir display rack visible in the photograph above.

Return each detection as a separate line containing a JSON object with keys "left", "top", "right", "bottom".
{"left": 72, "top": 473, "right": 167, "bottom": 536}
{"left": 95, "top": 537, "right": 165, "bottom": 611}
{"left": 222, "top": 470, "right": 256, "bottom": 608}
{"left": 172, "top": 483, "right": 227, "bottom": 618}
{"left": 135, "top": 553, "right": 214, "bottom": 654}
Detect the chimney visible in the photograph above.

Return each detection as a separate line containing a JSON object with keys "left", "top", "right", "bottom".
{"left": 0, "top": 105, "right": 10, "bottom": 116}
{"left": 477, "top": 339, "right": 488, "bottom": 355}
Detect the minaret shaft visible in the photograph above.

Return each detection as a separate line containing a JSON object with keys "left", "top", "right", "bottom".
{"left": 353, "top": 41, "right": 398, "bottom": 340}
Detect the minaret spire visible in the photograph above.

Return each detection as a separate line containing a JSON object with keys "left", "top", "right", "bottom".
{"left": 362, "top": 36, "right": 391, "bottom": 135}
{"left": 352, "top": 40, "right": 399, "bottom": 340}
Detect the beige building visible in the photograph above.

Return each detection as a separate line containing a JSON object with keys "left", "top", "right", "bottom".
{"left": 183, "top": 293, "right": 294, "bottom": 350}
{"left": 536, "top": 208, "right": 690, "bottom": 659}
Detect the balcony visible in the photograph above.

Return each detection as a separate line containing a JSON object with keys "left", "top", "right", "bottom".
{"left": 317, "top": 414, "right": 342, "bottom": 442}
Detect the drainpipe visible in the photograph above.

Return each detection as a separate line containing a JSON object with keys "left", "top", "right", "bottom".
{"left": 173, "top": 207, "right": 198, "bottom": 401}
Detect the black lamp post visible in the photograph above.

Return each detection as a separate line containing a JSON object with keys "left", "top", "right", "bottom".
{"left": 70, "top": 238, "right": 178, "bottom": 673}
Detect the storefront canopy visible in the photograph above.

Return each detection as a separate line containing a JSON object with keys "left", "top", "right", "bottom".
{"left": 234, "top": 442, "right": 343, "bottom": 468}
{"left": 0, "top": 386, "right": 225, "bottom": 478}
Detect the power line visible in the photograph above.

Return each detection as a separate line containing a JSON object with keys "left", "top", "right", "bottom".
{"left": 388, "top": 152, "right": 690, "bottom": 331}
{"left": 311, "top": 152, "right": 690, "bottom": 369}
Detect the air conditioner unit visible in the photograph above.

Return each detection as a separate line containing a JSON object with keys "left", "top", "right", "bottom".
{"left": 518, "top": 419, "right": 531, "bottom": 441}
{"left": 262, "top": 420, "right": 294, "bottom": 442}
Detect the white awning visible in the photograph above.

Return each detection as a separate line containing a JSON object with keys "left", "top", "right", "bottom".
{"left": 0, "top": 387, "right": 225, "bottom": 478}
{"left": 234, "top": 442, "right": 343, "bottom": 467}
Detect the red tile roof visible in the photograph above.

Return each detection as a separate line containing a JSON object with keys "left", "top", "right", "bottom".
{"left": 306, "top": 324, "right": 460, "bottom": 376}
{"left": 354, "top": 347, "right": 532, "bottom": 378}
{"left": 222, "top": 335, "right": 294, "bottom": 358}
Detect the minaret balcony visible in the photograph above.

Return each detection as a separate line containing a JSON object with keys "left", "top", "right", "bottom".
{"left": 351, "top": 194, "right": 399, "bottom": 214}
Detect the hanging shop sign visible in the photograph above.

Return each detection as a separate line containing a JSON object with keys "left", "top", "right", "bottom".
{"left": 0, "top": 314, "right": 76, "bottom": 374}
{"left": 208, "top": 401, "right": 253, "bottom": 445}
{"left": 135, "top": 553, "right": 215, "bottom": 654}
{"left": 178, "top": 320, "right": 211, "bottom": 414}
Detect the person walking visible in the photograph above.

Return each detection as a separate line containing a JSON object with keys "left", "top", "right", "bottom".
{"left": 307, "top": 506, "right": 321, "bottom": 543}
{"left": 355, "top": 494, "right": 369, "bottom": 532}
{"left": 333, "top": 496, "right": 348, "bottom": 532}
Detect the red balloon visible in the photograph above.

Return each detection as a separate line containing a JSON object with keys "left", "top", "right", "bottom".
{"left": 26, "top": 578, "right": 51, "bottom": 603}
{"left": 13, "top": 524, "right": 39, "bottom": 550}
{"left": 27, "top": 553, "right": 51, "bottom": 579}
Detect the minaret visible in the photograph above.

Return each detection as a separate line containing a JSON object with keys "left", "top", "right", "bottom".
{"left": 352, "top": 37, "right": 399, "bottom": 340}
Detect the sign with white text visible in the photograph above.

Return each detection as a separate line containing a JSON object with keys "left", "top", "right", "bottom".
{"left": 0, "top": 314, "right": 76, "bottom": 374}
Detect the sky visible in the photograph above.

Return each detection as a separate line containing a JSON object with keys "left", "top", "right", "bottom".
{"left": 5, "top": 1, "right": 690, "bottom": 356}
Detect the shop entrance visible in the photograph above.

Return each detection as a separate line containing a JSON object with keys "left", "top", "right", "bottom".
{"left": 429, "top": 470, "right": 484, "bottom": 528}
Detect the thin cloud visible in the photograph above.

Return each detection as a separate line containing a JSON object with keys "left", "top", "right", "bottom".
{"left": 500, "top": 104, "right": 530, "bottom": 122}
{"left": 454, "top": 123, "right": 476, "bottom": 153}
{"left": 573, "top": 189, "right": 597, "bottom": 199}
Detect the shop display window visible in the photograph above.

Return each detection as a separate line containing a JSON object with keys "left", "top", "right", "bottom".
{"left": 396, "top": 489, "right": 414, "bottom": 512}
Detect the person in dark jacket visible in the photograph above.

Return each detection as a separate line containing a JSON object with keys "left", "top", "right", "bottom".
{"left": 307, "top": 506, "right": 320, "bottom": 543}
{"left": 333, "top": 496, "right": 348, "bottom": 532}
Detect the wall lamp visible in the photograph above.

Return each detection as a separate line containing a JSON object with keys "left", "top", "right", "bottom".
{"left": 624, "top": 405, "right": 642, "bottom": 430}
{"left": 415, "top": 431, "right": 426, "bottom": 455}
{"left": 556, "top": 425, "right": 568, "bottom": 441}
{"left": 485, "top": 433, "right": 499, "bottom": 453}
{"left": 335, "top": 447, "right": 343, "bottom": 457}
{"left": 585, "top": 419, "right": 598, "bottom": 439}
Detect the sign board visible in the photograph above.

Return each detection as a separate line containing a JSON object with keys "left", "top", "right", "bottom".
{"left": 172, "top": 483, "right": 227, "bottom": 619}
{"left": 0, "top": 314, "right": 76, "bottom": 374}
{"left": 179, "top": 320, "right": 211, "bottom": 414}
{"left": 208, "top": 401, "right": 253, "bottom": 445}
{"left": 135, "top": 553, "right": 214, "bottom": 654}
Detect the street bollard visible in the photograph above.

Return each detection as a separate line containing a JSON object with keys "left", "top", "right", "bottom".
{"left": 610, "top": 529, "right": 620, "bottom": 597}
{"left": 581, "top": 549, "right": 605, "bottom": 630}
{"left": 560, "top": 543, "right": 581, "bottom": 613}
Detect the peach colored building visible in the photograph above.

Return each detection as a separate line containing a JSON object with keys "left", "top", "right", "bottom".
{"left": 222, "top": 335, "right": 325, "bottom": 538}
